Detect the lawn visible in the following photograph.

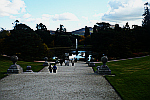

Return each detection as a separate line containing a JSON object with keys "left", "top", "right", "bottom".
{"left": 0, "top": 55, "right": 45, "bottom": 79}
{"left": 93, "top": 56, "right": 150, "bottom": 100}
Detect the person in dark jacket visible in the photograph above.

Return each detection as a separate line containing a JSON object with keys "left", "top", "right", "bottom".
{"left": 48, "top": 64, "right": 52, "bottom": 73}
{"left": 53, "top": 64, "right": 57, "bottom": 73}
{"left": 60, "top": 59, "right": 63, "bottom": 66}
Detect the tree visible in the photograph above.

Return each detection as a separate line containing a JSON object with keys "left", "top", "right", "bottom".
{"left": 3, "top": 30, "right": 49, "bottom": 61}
{"left": 79, "top": 35, "right": 85, "bottom": 45}
{"left": 2, "top": 21, "right": 49, "bottom": 61}
{"left": 0, "top": 30, "right": 11, "bottom": 54}
{"left": 0, "top": 30, "right": 11, "bottom": 39}
{"left": 55, "top": 35, "right": 72, "bottom": 47}
{"left": 36, "top": 23, "right": 47, "bottom": 31}
{"left": 142, "top": 2, "right": 150, "bottom": 29}
{"left": 35, "top": 30, "right": 54, "bottom": 47}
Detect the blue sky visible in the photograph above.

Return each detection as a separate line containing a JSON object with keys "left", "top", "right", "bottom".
{"left": 0, "top": 0, "right": 150, "bottom": 32}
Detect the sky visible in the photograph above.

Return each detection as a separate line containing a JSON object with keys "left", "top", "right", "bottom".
{"left": 0, "top": 0, "right": 150, "bottom": 32}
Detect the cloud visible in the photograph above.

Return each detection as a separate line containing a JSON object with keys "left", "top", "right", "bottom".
{"left": 52, "top": 12, "right": 79, "bottom": 21}
{"left": 23, "top": 13, "right": 31, "bottom": 18}
{"left": 9, "top": 15, "right": 17, "bottom": 19}
{"left": 101, "top": 0, "right": 150, "bottom": 25}
{"left": 89, "top": 20, "right": 99, "bottom": 24}
{"left": 108, "top": 0, "right": 124, "bottom": 10}
{"left": 0, "top": 0, "right": 26, "bottom": 17}
{"left": 82, "top": 16, "right": 88, "bottom": 20}
{"left": 42, "top": 14, "right": 52, "bottom": 19}
{"left": 78, "top": 23, "right": 82, "bottom": 26}
{"left": 93, "top": 13, "right": 104, "bottom": 18}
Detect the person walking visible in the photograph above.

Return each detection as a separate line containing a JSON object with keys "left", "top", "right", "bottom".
{"left": 48, "top": 64, "right": 52, "bottom": 73}
{"left": 60, "top": 59, "right": 63, "bottom": 66}
{"left": 53, "top": 64, "right": 57, "bottom": 73}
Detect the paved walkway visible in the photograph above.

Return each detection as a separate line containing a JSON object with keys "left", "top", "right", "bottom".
{"left": 0, "top": 61, "right": 121, "bottom": 100}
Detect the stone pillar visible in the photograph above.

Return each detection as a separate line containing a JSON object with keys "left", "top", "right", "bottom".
{"left": 7, "top": 55, "right": 23, "bottom": 74}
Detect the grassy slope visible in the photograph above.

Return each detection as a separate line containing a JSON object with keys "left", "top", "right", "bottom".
{"left": 94, "top": 56, "right": 150, "bottom": 100}
{"left": 0, "top": 56, "right": 45, "bottom": 79}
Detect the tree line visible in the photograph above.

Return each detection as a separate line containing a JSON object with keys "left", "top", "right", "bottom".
{"left": 0, "top": 22, "right": 87, "bottom": 61}
{"left": 91, "top": 26, "right": 150, "bottom": 60}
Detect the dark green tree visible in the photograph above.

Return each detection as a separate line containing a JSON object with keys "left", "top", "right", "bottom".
{"left": 36, "top": 23, "right": 47, "bottom": 30}
{"left": 35, "top": 30, "right": 54, "bottom": 48}
{"left": 55, "top": 35, "right": 72, "bottom": 47}
{"left": 142, "top": 2, "right": 150, "bottom": 29}
{"left": 3, "top": 30, "right": 49, "bottom": 61}
{"left": 1, "top": 21, "right": 49, "bottom": 61}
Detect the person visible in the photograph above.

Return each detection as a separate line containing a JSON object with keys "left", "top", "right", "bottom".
{"left": 60, "top": 59, "right": 63, "bottom": 66}
{"left": 48, "top": 64, "right": 52, "bottom": 73}
{"left": 53, "top": 64, "right": 57, "bottom": 73}
{"left": 65, "top": 60, "right": 67, "bottom": 66}
{"left": 72, "top": 60, "right": 74, "bottom": 66}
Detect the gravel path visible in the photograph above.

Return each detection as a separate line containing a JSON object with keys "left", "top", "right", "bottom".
{"left": 0, "top": 61, "right": 121, "bottom": 100}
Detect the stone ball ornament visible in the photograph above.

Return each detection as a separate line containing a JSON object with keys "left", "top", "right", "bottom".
{"left": 7, "top": 55, "right": 23, "bottom": 74}
{"left": 96, "top": 55, "right": 111, "bottom": 75}
{"left": 11, "top": 55, "right": 18, "bottom": 65}
{"left": 101, "top": 56, "right": 108, "bottom": 63}
{"left": 44, "top": 57, "right": 48, "bottom": 61}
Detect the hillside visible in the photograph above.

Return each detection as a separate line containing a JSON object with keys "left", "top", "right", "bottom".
{"left": 72, "top": 27, "right": 93, "bottom": 35}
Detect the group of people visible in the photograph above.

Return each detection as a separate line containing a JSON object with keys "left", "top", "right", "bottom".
{"left": 48, "top": 64, "right": 57, "bottom": 73}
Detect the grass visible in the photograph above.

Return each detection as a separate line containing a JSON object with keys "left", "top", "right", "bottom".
{"left": 0, "top": 55, "right": 45, "bottom": 79}
{"left": 93, "top": 56, "right": 150, "bottom": 100}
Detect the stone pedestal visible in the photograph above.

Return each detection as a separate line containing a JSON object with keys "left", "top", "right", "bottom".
{"left": 26, "top": 66, "right": 33, "bottom": 72}
{"left": 43, "top": 61, "right": 49, "bottom": 66}
{"left": 7, "top": 64, "right": 23, "bottom": 74}
{"left": 97, "top": 65, "right": 111, "bottom": 75}
{"left": 89, "top": 62, "right": 95, "bottom": 67}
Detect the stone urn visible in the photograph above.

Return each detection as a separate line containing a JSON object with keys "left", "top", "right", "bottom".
{"left": 7, "top": 55, "right": 23, "bottom": 74}
{"left": 43, "top": 57, "right": 49, "bottom": 66}
{"left": 11, "top": 55, "right": 18, "bottom": 65}
{"left": 101, "top": 56, "right": 108, "bottom": 66}
{"left": 44, "top": 57, "right": 48, "bottom": 62}
{"left": 96, "top": 55, "right": 111, "bottom": 75}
